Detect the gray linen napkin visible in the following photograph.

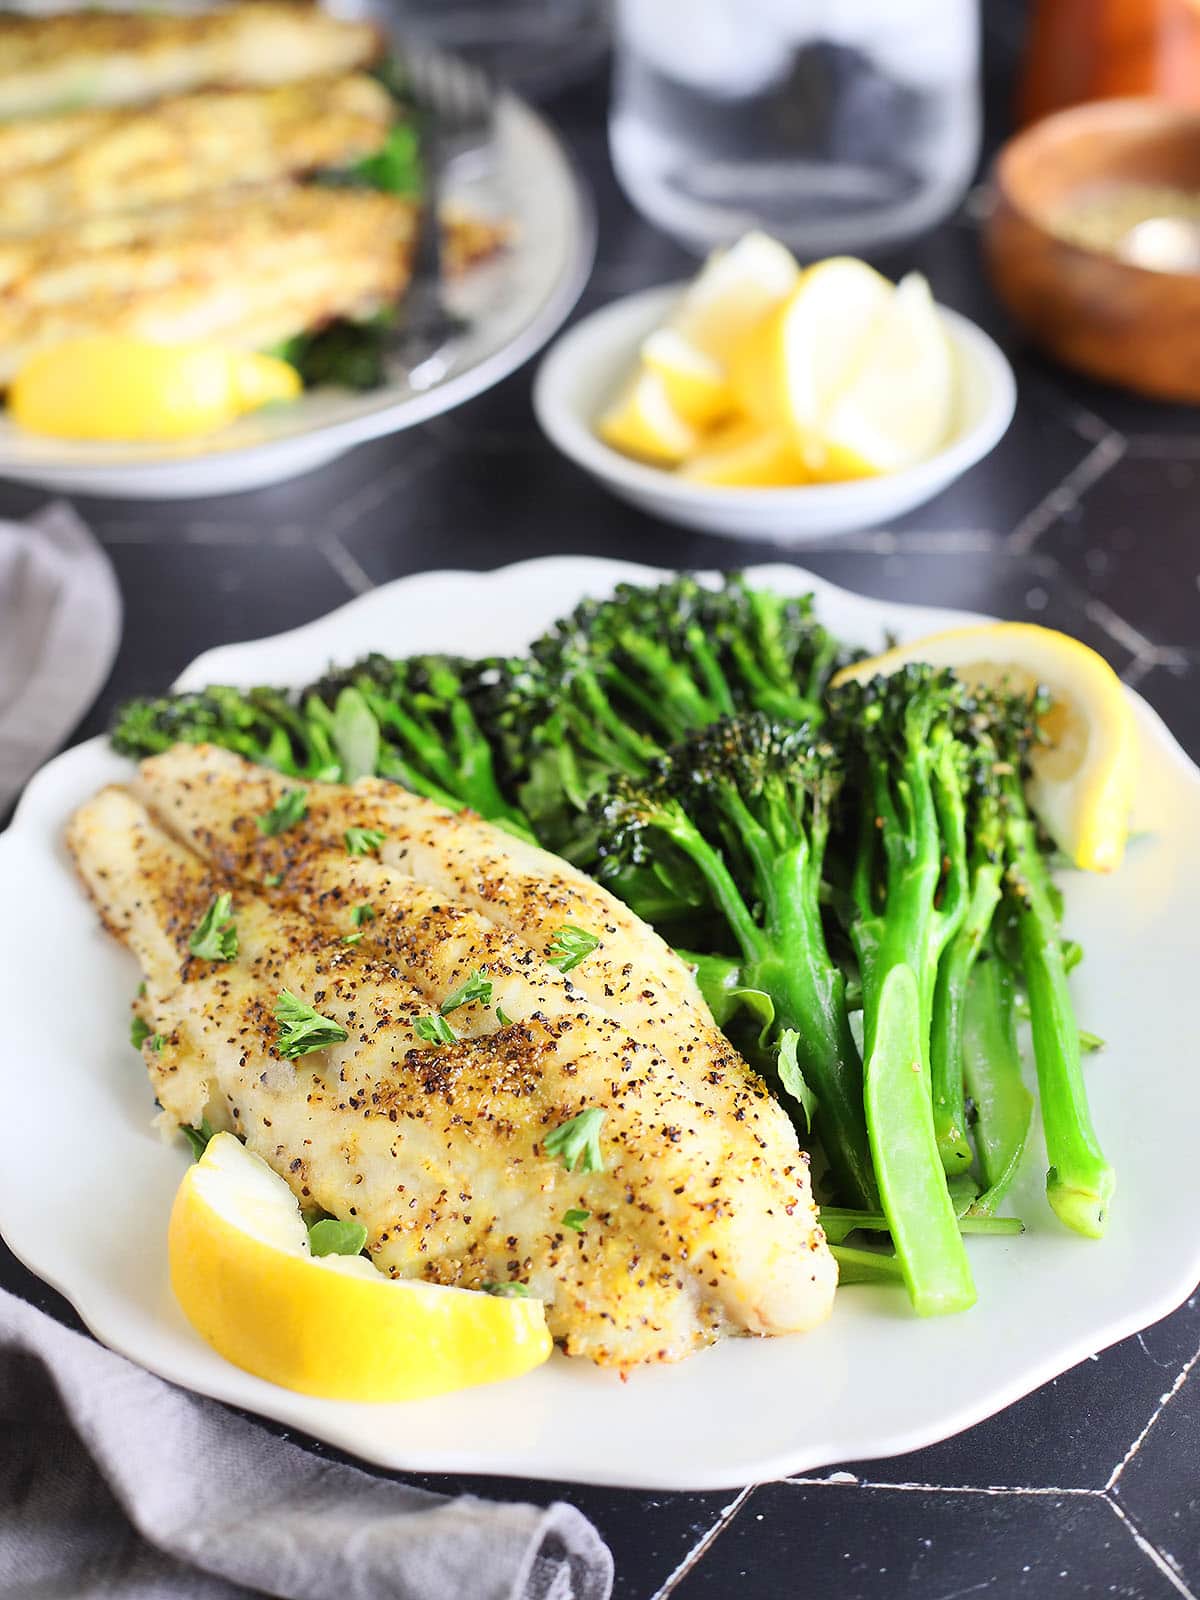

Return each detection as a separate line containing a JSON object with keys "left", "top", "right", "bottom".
{"left": 0, "top": 1286, "right": 613, "bottom": 1600}
{"left": 0, "top": 501, "right": 121, "bottom": 815}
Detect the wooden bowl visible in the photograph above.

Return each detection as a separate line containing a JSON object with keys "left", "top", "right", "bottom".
{"left": 984, "top": 98, "right": 1200, "bottom": 402}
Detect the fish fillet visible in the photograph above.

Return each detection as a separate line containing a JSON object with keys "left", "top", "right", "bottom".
{"left": 0, "top": 74, "right": 397, "bottom": 234}
{"left": 0, "top": 4, "right": 381, "bottom": 119}
{"left": 68, "top": 748, "right": 835, "bottom": 1369}
{"left": 0, "top": 184, "right": 415, "bottom": 384}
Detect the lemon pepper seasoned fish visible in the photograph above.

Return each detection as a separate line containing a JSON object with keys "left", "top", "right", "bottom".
{"left": 0, "top": 184, "right": 415, "bottom": 385}
{"left": 67, "top": 752, "right": 835, "bottom": 1369}
{"left": 0, "top": 75, "right": 397, "bottom": 234}
{"left": 0, "top": 3, "right": 381, "bottom": 119}
{"left": 136, "top": 743, "right": 713, "bottom": 1057}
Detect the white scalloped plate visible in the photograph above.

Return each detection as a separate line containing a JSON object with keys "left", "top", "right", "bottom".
{"left": 1, "top": 556, "right": 1197, "bottom": 1490}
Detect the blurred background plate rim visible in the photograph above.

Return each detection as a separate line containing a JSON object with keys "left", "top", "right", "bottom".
{"left": 0, "top": 88, "right": 596, "bottom": 498}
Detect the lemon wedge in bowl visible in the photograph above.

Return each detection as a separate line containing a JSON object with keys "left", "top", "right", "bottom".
{"left": 731, "top": 255, "right": 895, "bottom": 437}
{"left": 831, "top": 623, "right": 1136, "bottom": 873}
{"left": 169, "top": 1132, "right": 552, "bottom": 1401}
{"left": 9, "top": 336, "right": 301, "bottom": 443}
{"left": 665, "top": 228, "right": 801, "bottom": 367}
{"left": 679, "top": 419, "right": 807, "bottom": 487}
{"left": 806, "top": 272, "right": 955, "bottom": 481}
{"left": 641, "top": 327, "right": 732, "bottom": 428}
{"left": 597, "top": 368, "right": 699, "bottom": 465}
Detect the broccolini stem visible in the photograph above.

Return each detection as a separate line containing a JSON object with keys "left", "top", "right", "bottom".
{"left": 1005, "top": 780, "right": 1114, "bottom": 1237}
{"left": 829, "top": 1243, "right": 906, "bottom": 1285}
{"left": 930, "top": 860, "right": 1003, "bottom": 1174}
{"left": 961, "top": 949, "right": 1033, "bottom": 1217}
{"left": 653, "top": 811, "right": 768, "bottom": 968}
{"left": 760, "top": 843, "right": 877, "bottom": 1209}
{"left": 859, "top": 963, "right": 976, "bottom": 1315}
{"left": 820, "top": 1207, "right": 1023, "bottom": 1242}
{"left": 603, "top": 635, "right": 720, "bottom": 734}
{"left": 568, "top": 676, "right": 661, "bottom": 768}
{"left": 680, "top": 622, "right": 738, "bottom": 716}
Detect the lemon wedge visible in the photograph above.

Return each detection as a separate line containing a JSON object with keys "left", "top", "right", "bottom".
{"left": 830, "top": 623, "right": 1136, "bottom": 872}
{"left": 679, "top": 418, "right": 807, "bottom": 487}
{"left": 169, "top": 1132, "right": 552, "bottom": 1401}
{"left": 731, "top": 256, "right": 894, "bottom": 437}
{"left": 806, "top": 272, "right": 954, "bottom": 480}
{"left": 598, "top": 368, "right": 698, "bottom": 465}
{"left": 9, "top": 336, "right": 301, "bottom": 443}
{"left": 641, "top": 328, "right": 732, "bottom": 428}
{"left": 667, "top": 230, "right": 801, "bottom": 367}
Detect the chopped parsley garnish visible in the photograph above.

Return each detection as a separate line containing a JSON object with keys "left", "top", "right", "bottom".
{"left": 264, "top": 872, "right": 283, "bottom": 888}
{"left": 562, "top": 1209, "right": 590, "bottom": 1233}
{"left": 547, "top": 925, "right": 600, "bottom": 974}
{"left": 188, "top": 892, "right": 238, "bottom": 962}
{"left": 342, "top": 903, "right": 377, "bottom": 945}
{"left": 415, "top": 970, "right": 493, "bottom": 1042}
{"left": 307, "top": 1217, "right": 368, "bottom": 1257}
{"left": 440, "top": 970, "right": 493, "bottom": 1015}
{"left": 544, "top": 1107, "right": 606, "bottom": 1173}
{"left": 483, "top": 1281, "right": 535, "bottom": 1298}
{"left": 131, "top": 1000, "right": 164, "bottom": 1052}
{"left": 256, "top": 788, "right": 308, "bottom": 836}
{"left": 181, "top": 1118, "right": 214, "bottom": 1161}
{"left": 496, "top": 1003, "right": 513, "bottom": 1027}
{"left": 344, "top": 826, "right": 387, "bottom": 856}
{"left": 274, "top": 990, "right": 349, "bottom": 1059}
{"left": 415, "top": 1013, "right": 457, "bottom": 1045}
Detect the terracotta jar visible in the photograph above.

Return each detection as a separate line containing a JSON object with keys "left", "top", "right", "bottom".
{"left": 1019, "top": 0, "right": 1200, "bottom": 125}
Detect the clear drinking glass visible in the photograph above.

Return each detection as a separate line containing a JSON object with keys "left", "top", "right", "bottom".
{"left": 608, "top": 0, "right": 981, "bottom": 255}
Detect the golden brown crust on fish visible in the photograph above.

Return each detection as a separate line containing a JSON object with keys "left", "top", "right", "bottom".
{"left": 0, "top": 184, "right": 416, "bottom": 383}
{"left": 0, "top": 4, "right": 382, "bottom": 119}
{"left": 0, "top": 74, "right": 397, "bottom": 234}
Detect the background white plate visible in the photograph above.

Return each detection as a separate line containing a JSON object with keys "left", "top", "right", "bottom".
{"left": 0, "top": 556, "right": 1196, "bottom": 1490}
{"left": 0, "top": 95, "right": 594, "bottom": 499}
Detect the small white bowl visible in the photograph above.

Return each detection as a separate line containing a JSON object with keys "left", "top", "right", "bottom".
{"left": 533, "top": 283, "right": 1017, "bottom": 543}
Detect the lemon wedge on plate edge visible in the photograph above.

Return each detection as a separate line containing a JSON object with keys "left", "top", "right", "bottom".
{"left": 169, "top": 1132, "right": 552, "bottom": 1401}
{"left": 831, "top": 623, "right": 1136, "bottom": 873}
{"left": 9, "top": 335, "right": 301, "bottom": 443}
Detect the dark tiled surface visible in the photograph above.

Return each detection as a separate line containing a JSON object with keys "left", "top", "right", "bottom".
{"left": 1035, "top": 453, "right": 1200, "bottom": 654}
{"left": 671, "top": 1482, "right": 1186, "bottom": 1600}
{"left": 4, "top": 7, "right": 1200, "bottom": 1600}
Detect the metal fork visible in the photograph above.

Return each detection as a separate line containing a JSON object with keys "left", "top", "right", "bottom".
{"left": 395, "top": 48, "right": 497, "bottom": 389}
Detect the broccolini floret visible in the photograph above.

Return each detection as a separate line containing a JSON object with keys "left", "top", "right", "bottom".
{"left": 596, "top": 712, "right": 877, "bottom": 1210}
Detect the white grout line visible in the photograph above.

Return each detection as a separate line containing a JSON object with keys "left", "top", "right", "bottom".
{"left": 1007, "top": 432, "right": 1127, "bottom": 554}
{"left": 1080, "top": 595, "right": 1190, "bottom": 671}
{"left": 1106, "top": 1497, "right": 1200, "bottom": 1600}
{"left": 319, "top": 533, "right": 375, "bottom": 596}
{"left": 650, "top": 1486, "right": 754, "bottom": 1599}
{"left": 799, "top": 529, "right": 998, "bottom": 556}
{"left": 1125, "top": 435, "right": 1200, "bottom": 459}
{"left": 1106, "top": 1335, "right": 1200, "bottom": 1492}
{"left": 1121, "top": 657, "right": 1154, "bottom": 690}
{"left": 323, "top": 450, "right": 438, "bottom": 543}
